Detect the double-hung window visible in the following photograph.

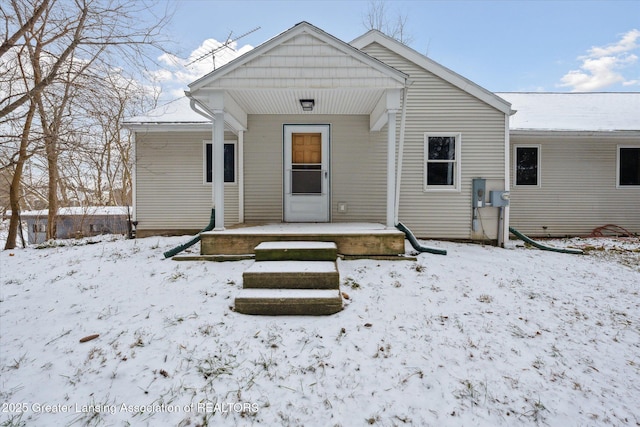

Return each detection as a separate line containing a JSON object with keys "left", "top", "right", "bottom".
{"left": 424, "top": 133, "right": 461, "bottom": 191}
{"left": 514, "top": 145, "right": 541, "bottom": 187}
{"left": 617, "top": 145, "right": 640, "bottom": 187}
{"left": 204, "top": 141, "right": 236, "bottom": 184}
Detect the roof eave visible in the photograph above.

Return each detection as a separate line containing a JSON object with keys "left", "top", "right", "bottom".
{"left": 509, "top": 129, "right": 640, "bottom": 137}
{"left": 124, "top": 122, "right": 211, "bottom": 133}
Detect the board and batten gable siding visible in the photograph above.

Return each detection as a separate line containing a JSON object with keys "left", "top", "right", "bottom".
{"left": 361, "top": 42, "right": 508, "bottom": 239}
{"left": 135, "top": 131, "right": 239, "bottom": 234}
{"left": 509, "top": 133, "right": 640, "bottom": 236}
{"left": 243, "top": 114, "right": 386, "bottom": 223}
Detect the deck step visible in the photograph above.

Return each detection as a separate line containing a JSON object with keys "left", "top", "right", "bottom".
{"left": 243, "top": 261, "right": 339, "bottom": 289}
{"left": 254, "top": 241, "right": 337, "bottom": 261}
{"left": 234, "top": 289, "right": 343, "bottom": 315}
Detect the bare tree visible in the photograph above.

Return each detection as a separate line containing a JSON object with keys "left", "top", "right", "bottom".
{"left": 4, "top": 100, "right": 37, "bottom": 248}
{"left": 2, "top": 0, "right": 171, "bottom": 249}
{"left": 0, "top": 0, "right": 49, "bottom": 58}
{"left": 362, "top": 0, "right": 414, "bottom": 46}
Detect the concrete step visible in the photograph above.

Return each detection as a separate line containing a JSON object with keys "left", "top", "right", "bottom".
{"left": 234, "top": 289, "right": 343, "bottom": 315}
{"left": 254, "top": 241, "right": 337, "bottom": 261}
{"left": 243, "top": 261, "right": 339, "bottom": 289}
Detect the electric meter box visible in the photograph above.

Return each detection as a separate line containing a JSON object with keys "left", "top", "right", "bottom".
{"left": 472, "top": 178, "right": 486, "bottom": 208}
{"left": 490, "top": 190, "right": 510, "bottom": 207}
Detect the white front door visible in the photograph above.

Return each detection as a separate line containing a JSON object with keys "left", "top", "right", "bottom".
{"left": 284, "top": 124, "right": 330, "bottom": 222}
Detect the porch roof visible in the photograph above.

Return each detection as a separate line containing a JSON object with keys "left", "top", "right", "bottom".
{"left": 186, "top": 22, "right": 409, "bottom": 130}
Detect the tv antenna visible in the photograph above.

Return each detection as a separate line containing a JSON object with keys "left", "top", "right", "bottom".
{"left": 187, "top": 26, "right": 260, "bottom": 70}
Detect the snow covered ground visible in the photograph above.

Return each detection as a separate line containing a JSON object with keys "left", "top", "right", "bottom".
{"left": 0, "top": 231, "right": 638, "bottom": 426}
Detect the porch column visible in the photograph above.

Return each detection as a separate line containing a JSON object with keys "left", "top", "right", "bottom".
{"left": 238, "top": 130, "right": 244, "bottom": 223}
{"left": 213, "top": 110, "right": 225, "bottom": 230}
{"left": 386, "top": 110, "right": 397, "bottom": 228}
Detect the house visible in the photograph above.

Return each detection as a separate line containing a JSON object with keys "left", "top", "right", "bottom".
{"left": 125, "top": 22, "right": 639, "bottom": 250}
{"left": 500, "top": 93, "right": 640, "bottom": 237}
{"left": 126, "top": 22, "right": 513, "bottom": 245}
{"left": 12, "top": 206, "right": 130, "bottom": 244}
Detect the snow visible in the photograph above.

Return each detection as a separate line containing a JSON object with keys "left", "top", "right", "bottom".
{"left": 8, "top": 206, "right": 130, "bottom": 218}
{"left": 123, "top": 93, "right": 640, "bottom": 133}
{"left": 245, "top": 261, "right": 337, "bottom": 274}
{"left": 124, "top": 97, "right": 210, "bottom": 125}
{"left": 1, "top": 233, "right": 639, "bottom": 426}
{"left": 497, "top": 92, "right": 640, "bottom": 132}
{"left": 255, "top": 241, "right": 337, "bottom": 250}
{"left": 236, "top": 289, "right": 340, "bottom": 299}
{"left": 208, "top": 222, "right": 401, "bottom": 235}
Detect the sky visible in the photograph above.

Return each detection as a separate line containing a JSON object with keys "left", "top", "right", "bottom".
{"left": 148, "top": 0, "right": 640, "bottom": 101}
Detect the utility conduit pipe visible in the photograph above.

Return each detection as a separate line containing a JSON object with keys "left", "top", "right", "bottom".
{"left": 163, "top": 209, "right": 216, "bottom": 259}
{"left": 396, "top": 222, "right": 447, "bottom": 255}
{"left": 509, "top": 227, "right": 583, "bottom": 255}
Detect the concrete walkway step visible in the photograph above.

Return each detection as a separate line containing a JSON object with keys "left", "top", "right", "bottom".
{"left": 234, "top": 289, "right": 343, "bottom": 315}
{"left": 243, "top": 261, "right": 339, "bottom": 289}
{"left": 254, "top": 241, "right": 338, "bottom": 261}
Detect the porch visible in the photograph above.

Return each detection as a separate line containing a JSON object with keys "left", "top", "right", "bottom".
{"left": 200, "top": 222, "right": 406, "bottom": 257}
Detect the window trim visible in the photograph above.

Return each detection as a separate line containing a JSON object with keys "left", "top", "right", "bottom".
{"left": 617, "top": 144, "right": 640, "bottom": 188}
{"left": 513, "top": 144, "right": 541, "bottom": 188}
{"left": 203, "top": 140, "right": 237, "bottom": 185}
{"left": 423, "top": 133, "right": 462, "bottom": 192}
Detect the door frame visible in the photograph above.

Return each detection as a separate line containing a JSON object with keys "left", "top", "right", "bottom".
{"left": 283, "top": 124, "right": 331, "bottom": 222}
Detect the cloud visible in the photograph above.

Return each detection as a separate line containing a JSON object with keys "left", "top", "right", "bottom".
{"left": 559, "top": 29, "right": 640, "bottom": 91}
{"left": 149, "top": 39, "right": 253, "bottom": 100}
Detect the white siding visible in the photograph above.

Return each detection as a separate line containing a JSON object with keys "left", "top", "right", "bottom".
{"left": 510, "top": 134, "right": 640, "bottom": 236}
{"left": 209, "top": 33, "right": 401, "bottom": 90}
{"left": 135, "top": 131, "right": 239, "bottom": 232}
{"left": 243, "top": 114, "right": 386, "bottom": 223}
{"left": 362, "top": 42, "right": 507, "bottom": 240}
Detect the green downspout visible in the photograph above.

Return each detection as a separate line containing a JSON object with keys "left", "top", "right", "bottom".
{"left": 509, "top": 227, "right": 583, "bottom": 255}
{"left": 396, "top": 222, "right": 447, "bottom": 255}
{"left": 163, "top": 209, "right": 216, "bottom": 259}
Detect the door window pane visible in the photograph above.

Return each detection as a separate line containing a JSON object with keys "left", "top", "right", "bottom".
{"left": 292, "top": 167, "right": 322, "bottom": 194}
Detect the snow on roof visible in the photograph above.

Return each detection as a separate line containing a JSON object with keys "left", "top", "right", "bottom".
{"left": 125, "top": 92, "right": 639, "bottom": 132}
{"left": 124, "top": 97, "right": 209, "bottom": 124}
{"left": 497, "top": 92, "right": 640, "bottom": 132}
{"left": 14, "top": 206, "right": 130, "bottom": 217}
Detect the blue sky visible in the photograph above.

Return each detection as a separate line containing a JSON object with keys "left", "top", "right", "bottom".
{"left": 150, "top": 0, "right": 640, "bottom": 100}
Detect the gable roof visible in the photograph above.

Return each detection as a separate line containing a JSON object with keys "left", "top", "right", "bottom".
{"left": 189, "top": 21, "right": 408, "bottom": 92}
{"left": 497, "top": 92, "right": 640, "bottom": 132}
{"left": 351, "top": 30, "right": 514, "bottom": 115}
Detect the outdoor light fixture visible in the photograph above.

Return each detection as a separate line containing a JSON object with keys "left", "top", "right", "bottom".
{"left": 299, "top": 99, "right": 315, "bottom": 111}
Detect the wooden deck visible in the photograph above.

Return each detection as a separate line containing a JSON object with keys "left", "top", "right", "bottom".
{"left": 200, "top": 223, "right": 406, "bottom": 256}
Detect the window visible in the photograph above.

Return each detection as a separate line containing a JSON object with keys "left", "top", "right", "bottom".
{"left": 514, "top": 145, "right": 540, "bottom": 186}
{"left": 205, "top": 141, "right": 236, "bottom": 184}
{"left": 424, "top": 133, "right": 461, "bottom": 191}
{"left": 618, "top": 146, "right": 640, "bottom": 187}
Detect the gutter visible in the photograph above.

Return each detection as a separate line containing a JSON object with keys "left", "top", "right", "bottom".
{"left": 185, "top": 91, "right": 215, "bottom": 120}
{"left": 392, "top": 79, "right": 447, "bottom": 256}
{"left": 393, "top": 79, "right": 411, "bottom": 224}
